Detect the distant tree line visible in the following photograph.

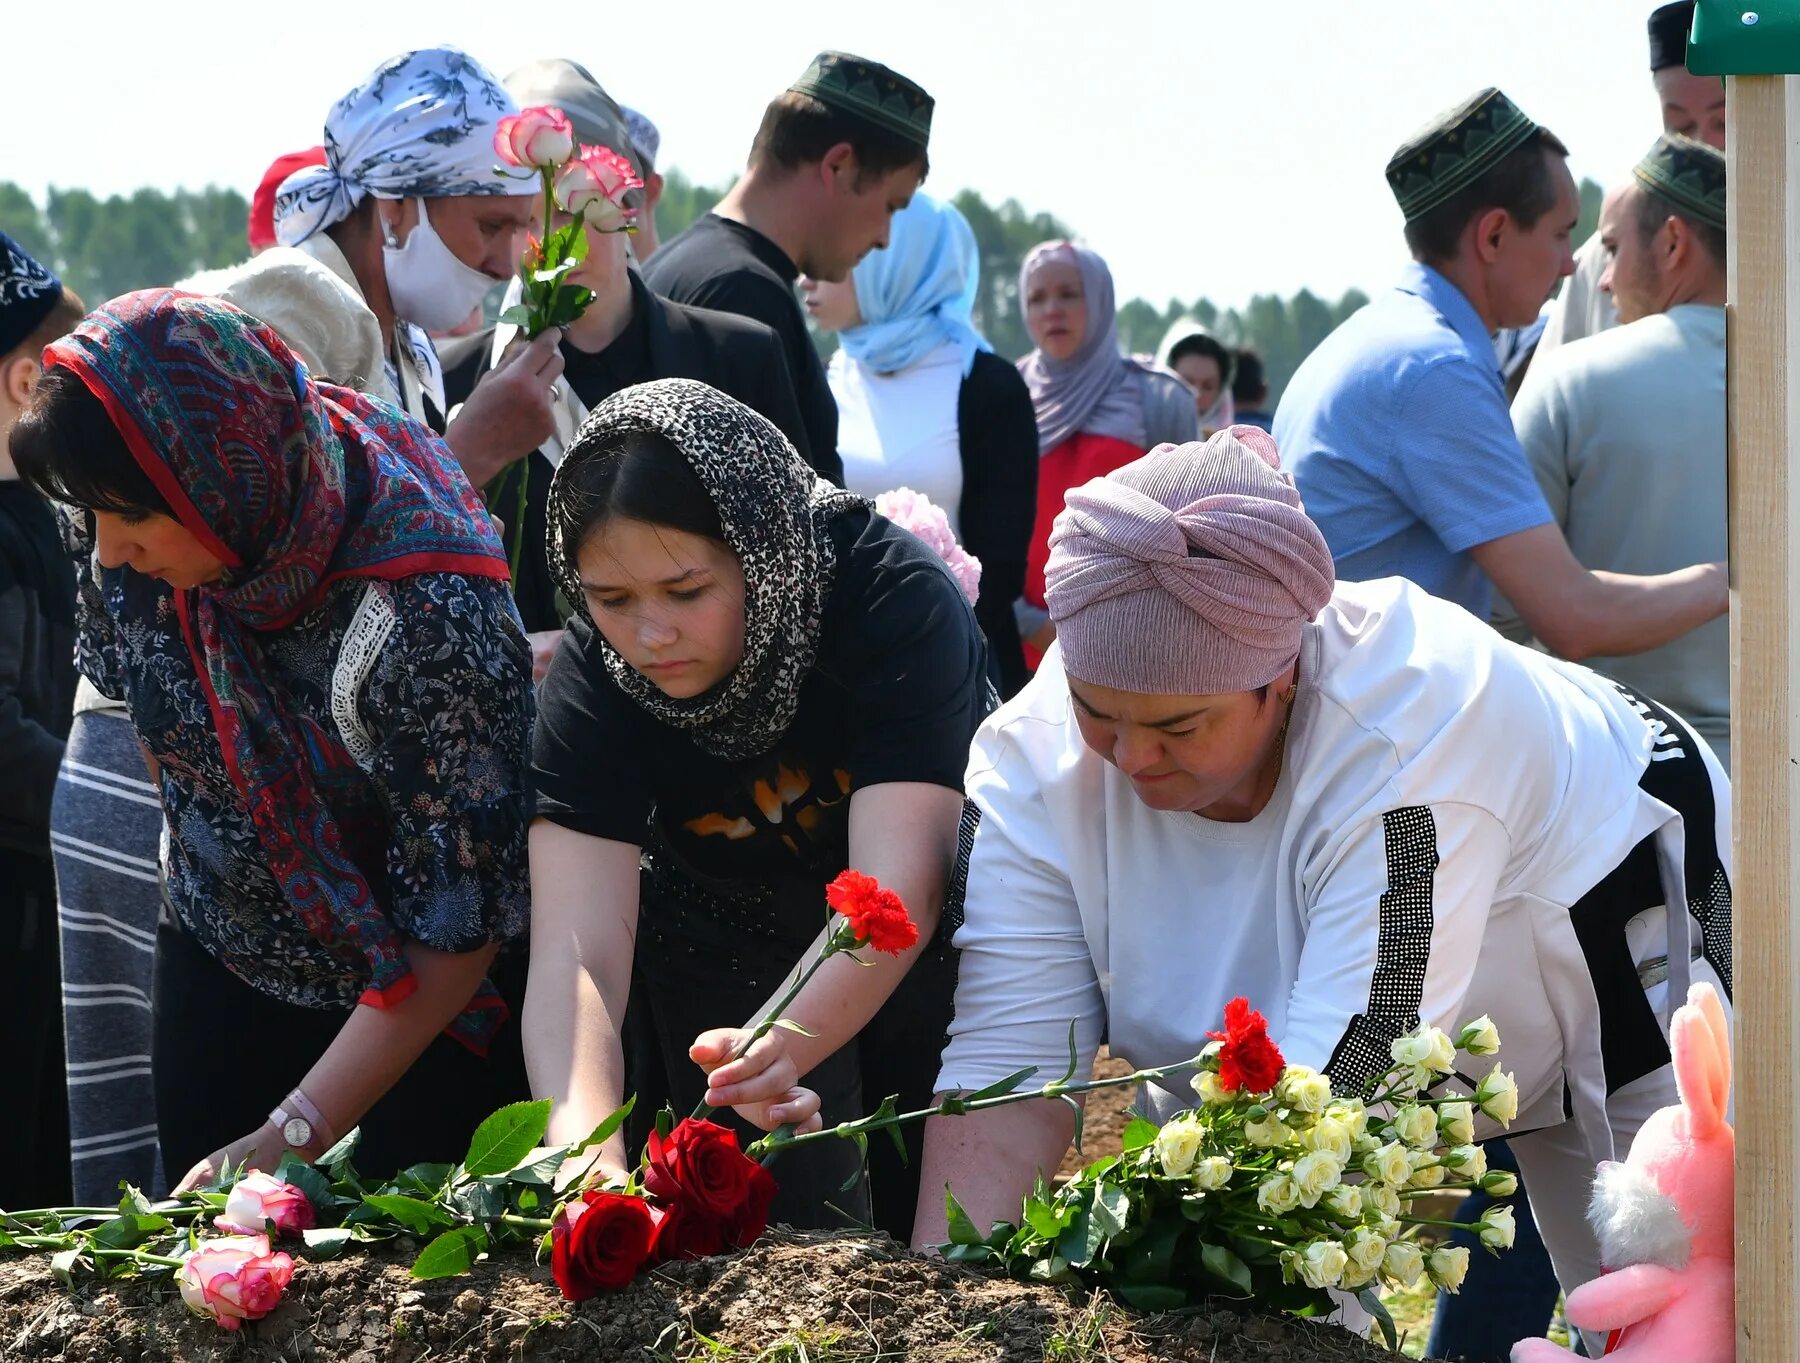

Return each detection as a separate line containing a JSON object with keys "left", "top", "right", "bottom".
{"left": 0, "top": 171, "right": 1603, "bottom": 409}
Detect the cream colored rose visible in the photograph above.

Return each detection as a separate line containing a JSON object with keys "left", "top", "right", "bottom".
{"left": 1390, "top": 1032, "right": 1435, "bottom": 1069}
{"left": 1297, "top": 1239, "right": 1349, "bottom": 1290}
{"left": 1408, "top": 1157, "right": 1447, "bottom": 1189}
{"left": 1245, "top": 1114, "right": 1293, "bottom": 1148}
{"left": 1457, "top": 1015, "right": 1502, "bottom": 1056}
{"left": 1390, "top": 1103, "right": 1439, "bottom": 1149}
{"left": 1276, "top": 1066, "right": 1334, "bottom": 1114}
{"left": 1428, "top": 1245, "right": 1471, "bottom": 1292}
{"left": 1363, "top": 1141, "right": 1413, "bottom": 1187}
{"left": 1476, "top": 1064, "right": 1520, "bottom": 1124}
{"left": 1299, "top": 1115, "right": 1354, "bottom": 1163}
{"left": 1258, "top": 1173, "right": 1303, "bottom": 1215}
{"left": 1383, "top": 1240, "right": 1425, "bottom": 1287}
{"left": 1191, "top": 1155, "right": 1233, "bottom": 1192}
{"left": 1327, "top": 1101, "right": 1370, "bottom": 1140}
{"left": 1191, "top": 1071, "right": 1234, "bottom": 1105}
{"left": 1480, "top": 1169, "right": 1520, "bottom": 1197}
{"left": 1444, "top": 1144, "right": 1488, "bottom": 1180}
{"left": 1340, "top": 1258, "right": 1379, "bottom": 1291}
{"left": 1154, "top": 1118, "right": 1205, "bottom": 1178}
{"left": 1424, "top": 1027, "right": 1457, "bottom": 1074}
{"left": 1367, "top": 1182, "right": 1402, "bottom": 1220}
{"left": 1321, "top": 1184, "right": 1364, "bottom": 1220}
{"left": 1344, "top": 1227, "right": 1388, "bottom": 1275}
{"left": 1479, "top": 1204, "right": 1517, "bottom": 1250}
{"left": 1439, "top": 1100, "right": 1475, "bottom": 1146}
{"left": 1290, "top": 1150, "right": 1344, "bottom": 1207}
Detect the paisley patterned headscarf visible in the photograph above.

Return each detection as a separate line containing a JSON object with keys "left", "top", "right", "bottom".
{"left": 43, "top": 290, "right": 512, "bottom": 1048}
{"left": 275, "top": 46, "right": 534, "bottom": 246}
{"left": 546, "top": 378, "right": 864, "bottom": 761}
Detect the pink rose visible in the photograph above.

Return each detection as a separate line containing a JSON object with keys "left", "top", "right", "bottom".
{"left": 554, "top": 144, "right": 644, "bottom": 231}
{"left": 177, "top": 1234, "right": 295, "bottom": 1331}
{"left": 495, "top": 106, "right": 575, "bottom": 170}
{"left": 215, "top": 1170, "right": 316, "bottom": 1237}
{"left": 874, "top": 488, "right": 982, "bottom": 604}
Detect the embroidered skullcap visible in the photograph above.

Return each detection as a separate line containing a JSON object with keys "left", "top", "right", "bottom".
{"left": 0, "top": 232, "right": 64, "bottom": 358}
{"left": 1649, "top": 2, "right": 1695, "bottom": 71}
{"left": 1045, "top": 427, "right": 1335, "bottom": 695}
{"left": 249, "top": 147, "right": 326, "bottom": 253}
{"left": 1386, "top": 88, "right": 1541, "bottom": 224}
{"left": 1633, "top": 133, "right": 1726, "bottom": 231}
{"left": 622, "top": 106, "right": 661, "bottom": 169}
{"left": 788, "top": 52, "right": 933, "bottom": 151}
{"left": 506, "top": 59, "right": 639, "bottom": 172}
{"left": 275, "top": 47, "right": 535, "bottom": 246}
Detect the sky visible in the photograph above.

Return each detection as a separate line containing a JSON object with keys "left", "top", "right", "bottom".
{"left": 7, "top": 0, "right": 1664, "bottom": 309}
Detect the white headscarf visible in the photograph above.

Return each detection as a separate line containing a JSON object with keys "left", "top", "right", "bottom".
{"left": 276, "top": 47, "right": 534, "bottom": 246}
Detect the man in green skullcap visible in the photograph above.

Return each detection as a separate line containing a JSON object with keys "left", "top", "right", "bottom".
{"left": 645, "top": 52, "right": 933, "bottom": 477}
{"left": 1536, "top": 2, "right": 1725, "bottom": 357}
{"left": 1506, "top": 135, "right": 1730, "bottom": 766}
{"left": 1278, "top": 87, "right": 1725, "bottom": 671}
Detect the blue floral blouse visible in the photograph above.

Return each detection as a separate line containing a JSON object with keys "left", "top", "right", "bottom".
{"left": 75, "top": 549, "right": 533, "bottom": 1011}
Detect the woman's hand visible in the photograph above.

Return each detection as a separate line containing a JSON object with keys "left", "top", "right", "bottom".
{"left": 173, "top": 1121, "right": 291, "bottom": 1194}
{"left": 690, "top": 1027, "right": 824, "bottom": 1133}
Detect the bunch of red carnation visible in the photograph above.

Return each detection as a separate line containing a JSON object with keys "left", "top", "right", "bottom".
{"left": 1206, "top": 996, "right": 1286, "bottom": 1094}
{"left": 550, "top": 1118, "right": 778, "bottom": 1301}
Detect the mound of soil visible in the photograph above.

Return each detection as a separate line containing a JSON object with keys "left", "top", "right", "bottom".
{"left": 1, "top": 1228, "right": 1433, "bottom": 1362}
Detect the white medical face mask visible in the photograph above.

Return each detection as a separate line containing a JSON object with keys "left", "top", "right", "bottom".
{"left": 381, "top": 199, "right": 498, "bottom": 332}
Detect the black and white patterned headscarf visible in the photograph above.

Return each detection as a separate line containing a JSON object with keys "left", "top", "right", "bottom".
{"left": 0, "top": 231, "right": 64, "bottom": 356}
{"left": 548, "top": 378, "right": 865, "bottom": 761}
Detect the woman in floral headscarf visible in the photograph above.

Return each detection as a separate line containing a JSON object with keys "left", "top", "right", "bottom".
{"left": 526, "top": 378, "right": 990, "bottom": 1240}
{"left": 11, "top": 291, "right": 535, "bottom": 1193}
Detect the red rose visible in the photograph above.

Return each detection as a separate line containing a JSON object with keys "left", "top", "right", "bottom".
{"left": 550, "top": 1190, "right": 657, "bottom": 1301}
{"left": 825, "top": 869, "right": 920, "bottom": 955}
{"left": 643, "top": 1119, "right": 758, "bottom": 1217}
{"left": 648, "top": 1197, "right": 728, "bottom": 1263}
{"left": 721, "top": 1159, "right": 778, "bottom": 1248}
{"left": 1206, "top": 996, "right": 1286, "bottom": 1095}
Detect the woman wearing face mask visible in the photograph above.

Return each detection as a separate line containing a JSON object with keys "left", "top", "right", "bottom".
{"left": 805, "top": 193, "right": 1039, "bottom": 697}
{"left": 1016, "top": 241, "right": 1196, "bottom": 665}
{"left": 11, "top": 292, "right": 535, "bottom": 1194}
{"left": 1158, "top": 322, "right": 1236, "bottom": 437}
{"left": 266, "top": 46, "right": 563, "bottom": 491}
{"left": 526, "top": 379, "right": 990, "bottom": 1239}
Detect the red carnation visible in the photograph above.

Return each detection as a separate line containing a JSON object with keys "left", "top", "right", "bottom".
{"left": 825, "top": 869, "right": 919, "bottom": 955}
{"left": 1206, "top": 996, "right": 1286, "bottom": 1095}
{"left": 550, "top": 1190, "right": 657, "bottom": 1300}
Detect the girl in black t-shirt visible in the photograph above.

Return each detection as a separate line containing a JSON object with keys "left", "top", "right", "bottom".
{"left": 527, "top": 378, "right": 990, "bottom": 1236}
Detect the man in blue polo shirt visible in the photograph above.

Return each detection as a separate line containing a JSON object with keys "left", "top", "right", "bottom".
{"left": 1276, "top": 88, "right": 1725, "bottom": 662}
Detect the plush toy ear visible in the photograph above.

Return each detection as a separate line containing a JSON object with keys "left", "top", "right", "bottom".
{"left": 1672, "top": 981, "right": 1730, "bottom": 1138}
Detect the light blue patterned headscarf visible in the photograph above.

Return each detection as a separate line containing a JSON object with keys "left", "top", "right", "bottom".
{"left": 839, "top": 194, "right": 992, "bottom": 377}
{"left": 276, "top": 47, "right": 534, "bottom": 246}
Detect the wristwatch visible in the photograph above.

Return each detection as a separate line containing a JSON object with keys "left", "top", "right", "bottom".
{"left": 268, "top": 1088, "right": 333, "bottom": 1152}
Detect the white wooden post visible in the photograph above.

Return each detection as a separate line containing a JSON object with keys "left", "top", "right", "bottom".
{"left": 1727, "top": 71, "right": 1800, "bottom": 1363}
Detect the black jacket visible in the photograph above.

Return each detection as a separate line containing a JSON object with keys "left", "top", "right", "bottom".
{"left": 0, "top": 483, "right": 76, "bottom": 861}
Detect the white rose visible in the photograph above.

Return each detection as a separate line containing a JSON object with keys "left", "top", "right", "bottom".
{"left": 1299, "top": 1116, "right": 1354, "bottom": 1163}
{"left": 1366, "top": 1182, "right": 1402, "bottom": 1220}
{"left": 1192, "top": 1071, "right": 1234, "bottom": 1105}
{"left": 1191, "top": 1155, "right": 1233, "bottom": 1192}
{"left": 1428, "top": 1245, "right": 1471, "bottom": 1292}
{"left": 1383, "top": 1240, "right": 1425, "bottom": 1287}
{"left": 1154, "top": 1118, "right": 1204, "bottom": 1178}
{"left": 1344, "top": 1227, "right": 1388, "bottom": 1275}
{"left": 1277, "top": 1067, "right": 1334, "bottom": 1114}
{"left": 1290, "top": 1150, "right": 1344, "bottom": 1207}
{"left": 1408, "top": 1160, "right": 1447, "bottom": 1189}
{"left": 1479, "top": 1204, "right": 1517, "bottom": 1250}
{"left": 1480, "top": 1169, "right": 1520, "bottom": 1197}
{"left": 1363, "top": 1141, "right": 1413, "bottom": 1187}
{"left": 1258, "top": 1173, "right": 1303, "bottom": 1215}
{"left": 1439, "top": 1100, "right": 1475, "bottom": 1146}
{"left": 1245, "top": 1114, "right": 1293, "bottom": 1148}
{"left": 1390, "top": 1104, "right": 1439, "bottom": 1149}
{"left": 1297, "top": 1239, "right": 1349, "bottom": 1290}
{"left": 1443, "top": 1144, "right": 1488, "bottom": 1180}
{"left": 1476, "top": 1065, "right": 1520, "bottom": 1124}
{"left": 1340, "top": 1258, "right": 1379, "bottom": 1291}
{"left": 1321, "top": 1184, "right": 1364, "bottom": 1220}
{"left": 1457, "top": 1015, "right": 1502, "bottom": 1056}
{"left": 1423, "top": 1027, "right": 1457, "bottom": 1074}
{"left": 1390, "top": 1032, "right": 1434, "bottom": 1069}
{"left": 1327, "top": 1101, "right": 1370, "bottom": 1140}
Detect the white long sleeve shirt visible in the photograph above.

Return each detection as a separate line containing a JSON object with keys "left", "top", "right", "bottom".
{"left": 938, "top": 579, "right": 1718, "bottom": 1156}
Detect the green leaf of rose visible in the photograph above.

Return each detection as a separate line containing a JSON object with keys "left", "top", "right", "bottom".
{"left": 944, "top": 1188, "right": 985, "bottom": 1246}
{"left": 1200, "top": 1242, "right": 1254, "bottom": 1296}
{"left": 89, "top": 1213, "right": 174, "bottom": 1251}
{"left": 1057, "top": 1207, "right": 1104, "bottom": 1269}
{"left": 1358, "top": 1288, "right": 1399, "bottom": 1350}
{"left": 1115, "top": 1282, "right": 1189, "bottom": 1311}
{"left": 1121, "top": 1116, "right": 1159, "bottom": 1154}
{"left": 573, "top": 1095, "right": 637, "bottom": 1156}
{"left": 275, "top": 1153, "right": 337, "bottom": 1215}
{"left": 497, "top": 305, "right": 532, "bottom": 327}
{"left": 360, "top": 1195, "right": 457, "bottom": 1234}
{"left": 462, "top": 1100, "right": 552, "bottom": 1177}
{"left": 1091, "top": 1183, "right": 1131, "bottom": 1239}
{"left": 317, "top": 1127, "right": 361, "bottom": 1173}
{"left": 410, "top": 1225, "right": 488, "bottom": 1281}
{"left": 301, "top": 1227, "right": 355, "bottom": 1258}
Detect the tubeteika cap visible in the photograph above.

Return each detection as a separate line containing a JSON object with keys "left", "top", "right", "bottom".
{"left": 1633, "top": 132, "right": 1727, "bottom": 231}
{"left": 1386, "top": 87, "right": 1541, "bottom": 224}
{"left": 788, "top": 51, "right": 933, "bottom": 150}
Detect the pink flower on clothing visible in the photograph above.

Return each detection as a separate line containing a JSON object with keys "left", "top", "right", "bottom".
{"left": 177, "top": 1233, "right": 295, "bottom": 1330}
{"left": 215, "top": 1170, "right": 316, "bottom": 1237}
{"left": 874, "top": 488, "right": 982, "bottom": 604}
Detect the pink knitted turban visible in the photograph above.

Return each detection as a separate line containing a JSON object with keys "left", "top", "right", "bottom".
{"left": 1044, "top": 426, "right": 1335, "bottom": 695}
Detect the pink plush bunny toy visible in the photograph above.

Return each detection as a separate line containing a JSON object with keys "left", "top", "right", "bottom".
{"left": 1512, "top": 981, "right": 1734, "bottom": 1362}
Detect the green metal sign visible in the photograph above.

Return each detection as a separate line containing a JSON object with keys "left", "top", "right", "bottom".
{"left": 1690, "top": 0, "right": 1800, "bottom": 75}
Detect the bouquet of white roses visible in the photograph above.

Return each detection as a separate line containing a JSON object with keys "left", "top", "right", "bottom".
{"left": 940, "top": 998, "right": 1522, "bottom": 1346}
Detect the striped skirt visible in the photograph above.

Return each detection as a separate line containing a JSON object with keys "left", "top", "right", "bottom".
{"left": 53, "top": 707, "right": 164, "bottom": 1202}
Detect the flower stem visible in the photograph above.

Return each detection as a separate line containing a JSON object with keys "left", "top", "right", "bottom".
{"left": 499, "top": 1213, "right": 553, "bottom": 1234}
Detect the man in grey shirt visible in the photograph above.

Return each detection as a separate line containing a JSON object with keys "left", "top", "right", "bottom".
{"left": 1504, "top": 134, "right": 1728, "bottom": 768}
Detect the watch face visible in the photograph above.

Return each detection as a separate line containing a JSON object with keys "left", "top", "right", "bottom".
{"left": 283, "top": 1116, "right": 314, "bottom": 1148}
